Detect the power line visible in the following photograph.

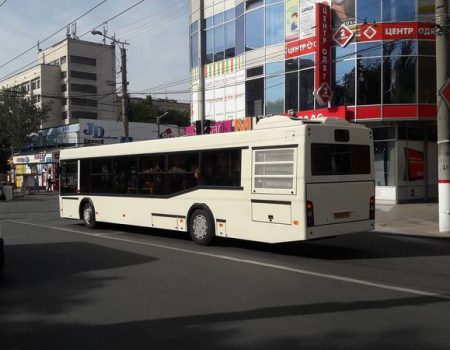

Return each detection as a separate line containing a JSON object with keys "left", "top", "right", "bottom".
{"left": 0, "top": 0, "right": 7, "bottom": 9}
{"left": 0, "top": 0, "right": 110, "bottom": 71}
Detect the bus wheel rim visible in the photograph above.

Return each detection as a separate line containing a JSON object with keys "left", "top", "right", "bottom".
{"left": 193, "top": 215, "right": 208, "bottom": 240}
{"left": 84, "top": 207, "right": 93, "bottom": 224}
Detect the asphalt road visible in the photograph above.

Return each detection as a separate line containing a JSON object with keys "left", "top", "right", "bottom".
{"left": 1, "top": 195, "right": 450, "bottom": 349}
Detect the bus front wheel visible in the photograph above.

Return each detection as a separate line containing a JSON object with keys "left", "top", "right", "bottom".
{"left": 82, "top": 202, "right": 96, "bottom": 229}
{"left": 189, "top": 209, "right": 215, "bottom": 246}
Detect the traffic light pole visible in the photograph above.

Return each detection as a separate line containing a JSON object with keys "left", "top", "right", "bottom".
{"left": 436, "top": 0, "right": 450, "bottom": 232}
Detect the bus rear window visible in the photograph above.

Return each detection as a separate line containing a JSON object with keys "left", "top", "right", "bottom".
{"left": 311, "top": 144, "right": 370, "bottom": 176}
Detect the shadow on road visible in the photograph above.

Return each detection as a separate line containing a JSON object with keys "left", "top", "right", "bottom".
{"left": 0, "top": 242, "right": 157, "bottom": 317}
{"left": 89, "top": 223, "right": 450, "bottom": 261}
{"left": 0, "top": 295, "right": 447, "bottom": 349}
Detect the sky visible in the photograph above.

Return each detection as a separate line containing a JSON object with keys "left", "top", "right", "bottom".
{"left": 0, "top": 0, "right": 191, "bottom": 102}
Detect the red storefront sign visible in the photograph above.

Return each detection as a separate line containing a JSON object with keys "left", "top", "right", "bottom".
{"left": 314, "top": 3, "right": 332, "bottom": 105}
{"left": 295, "top": 106, "right": 348, "bottom": 120}
{"left": 285, "top": 37, "right": 316, "bottom": 59}
{"left": 333, "top": 24, "right": 354, "bottom": 47}
{"left": 359, "top": 22, "right": 436, "bottom": 42}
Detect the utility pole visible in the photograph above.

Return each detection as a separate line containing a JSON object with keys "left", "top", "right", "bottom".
{"left": 198, "top": 0, "right": 206, "bottom": 134}
{"left": 436, "top": 0, "right": 450, "bottom": 232}
{"left": 91, "top": 30, "right": 129, "bottom": 139}
{"left": 120, "top": 45, "right": 129, "bottom": 139}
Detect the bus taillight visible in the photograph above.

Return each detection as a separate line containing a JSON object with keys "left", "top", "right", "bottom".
{"left": 369, "top": 196, "right": 375, "bottom": 220}
{"left": 306, "top": 201, "right": 314, "bottom": 227}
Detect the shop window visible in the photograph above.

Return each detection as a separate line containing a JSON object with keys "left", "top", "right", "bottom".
{"left": 285, "top": 58, "right": 298, "bottom": 72}
{"left": 265, "top": 2, "right": 284, "bottom": 46}
{"left": 418, "top": 56, "right": 436, "bottom": 103}
{"left": 246, "top": 78, "right": 264, "bottom": 116}
{"left": 299, "top": 54, "right": 314, "bottom": 69}
{"left": 357, "top": 42, "right": 382, "bottom": 58}
{"left": 383, "top": 56, "right": 417, "bottom": 104}
{"left": 265, "top": 75, "right": 284, "bottom": 115}
{"left": 285, "top": 72, "right": 298, "bottom": 112}
{"left": 357, "top": 58, "right": 381, "bottom": 105}
{"left": 418, "top": 41, "right": 436, "bottom": 56}
{"left": 333, "top": 59, "right": 355, "bottom": 107}
{"left": 373, "top": 127, "right": 395, "bottom": 141}
{"left": 383, "top": 40, "right": 417, "bottom": 57}
{"left": 374, "top": 141, "right": 396, "bottom": 186}
{"left": 299, "top": 68, "right": 314, "bottom": 111}
{"left": 245, "top": 7, "right": 264, "bottom": 51}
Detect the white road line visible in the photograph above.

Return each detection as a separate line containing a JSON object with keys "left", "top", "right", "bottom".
{"left": 7, "top": 219, "right": 450, "bottom": 301}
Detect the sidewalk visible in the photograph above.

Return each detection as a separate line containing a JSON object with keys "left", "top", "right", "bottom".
{"left": 375, "top": 202, "right": 450, "bottom": 238}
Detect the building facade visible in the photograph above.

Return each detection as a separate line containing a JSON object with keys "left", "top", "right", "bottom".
{"left": 190, "top": 0, "right": 448, "bottom": 203}
{"left": 1, "top": 37, "right": 117, "bottom": 128}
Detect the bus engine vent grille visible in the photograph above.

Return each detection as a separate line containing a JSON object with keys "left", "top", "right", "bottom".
{"left": 252, "top": 148, "right": 297, "bottom": 194}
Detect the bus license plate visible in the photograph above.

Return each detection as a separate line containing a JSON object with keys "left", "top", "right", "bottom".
{"left": 334, "top": 211, "right": 350, "bottom": 219}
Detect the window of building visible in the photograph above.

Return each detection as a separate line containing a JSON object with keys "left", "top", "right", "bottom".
{"left": 213, "top": 12, "right": 224, "bottom": 26}
{"left": 60, "top": 56, "right": 67, "bottom": 65}
{"left": 247, "top": 65, "right": 264, "bottom": 78}
{"left": 61, "top": 71, "right": 67, "bottom": 79}
{"left": 383, "top": 40, "right": 417, "bottom": 57}
{"left": 190, "top": 31, "right": 199, "bottom": 68}
{"left": 70, "top": 55, "right": 97, "bottom": 66}
{"left": 214, "top": 25, "right": 225, "bottom": 62}
{"left": 357, "top": 57, "right": 381, "bottom": 105}
{"left": 265, "top": 2, "right": 284, "bottom": 46}
{"left": 61, "top": 84, "right": 67, "bottom": 92}
{"left": 357, "top": 42, "right": 382, "bottom": 58}
{"left": 62, "top": 111, "right": 67, "bottom": 120}
{"left": 357, "top": 0, "right": 381, "bottom": 24}
{"left": 265, "top": 74, "right": 284, "bottom": 115}
{"left": 383, "top": 56, "right": 417, "bottom": 104}
{"left": 299, "top": 68, "right": 314, "bottom": 111}
{"left": 246, "top": 77, "right": 264, "bottom": 116}
{"left": 71, "top": 97, "right": 97, "bottom": 107}
{"left": 418, "top": 56, "right": 436, "bottom": 103}
{"left": 383, "top": 0, "right": 417, "bottom": 22}
{"left": 246, "top": 0, "right": 263, "bottom": 11}
{"left": 374, "top": 141, "right": 396, "bottom": 186}
{"left": 206, "top": 28, "right": 214, "bottom": 64}
{"left": 332, "top": 0, "right": 355, "bottom": 28}
{"left": 285, "top": 71, "right": 298, "bottom": 112}
{"left": 70, "top": 70, "right": 97, "bottom": 80}
{"left": 333, "top": 59, "right": 355, "bottom": 107}
{"left": 224, "top": 8, "right": 235, "bottom": 21}
{"left": 225, "top": 21, "right": 235, "bottom": 59}
{"left": 190, "top": 20, "right": 199, "bottom": 35}
{"left": 62, "top": 98, "right": 67, "bottom": 106}
{"left": 245, "top": 7, "right": 264, "bottom": 51}
{"left": 71, "top": 111, "right": 98, "bottom": 119}
{"left": 235, "top": 13, "right": 245, "bottom": 56}
{"left": 71, "top": 84, "right": 97, "bottom": 94}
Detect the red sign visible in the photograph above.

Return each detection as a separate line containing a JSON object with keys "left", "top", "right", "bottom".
{"left": 333, "top": 24, "right": 354, "bottom": 47}
{"left": 439, "top": 78, "right": 450, "bottom": 109}
{"left": 285, "top": 37, "right": 316, "bottom": 59}
{"left": 359, "top": 22, "right": 436, "bottom": 42}
{"left": 295, "top": 106, "right": 348, "bottom": 120}
{"left": 314, "top": 3, "right": 332, "bottom": 105}
{"left": 405, "top": 148, "right": 425, "bottom": 181}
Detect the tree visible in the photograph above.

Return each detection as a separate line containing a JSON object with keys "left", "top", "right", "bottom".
{"left": 0, "top": 92, "right": 49, "bottom": 172}
{"left": 128, "top": 95, "right": 190, "bottom": 127}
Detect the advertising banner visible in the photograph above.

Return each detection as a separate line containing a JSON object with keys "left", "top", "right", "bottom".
{"left": 285, "top": 0, "right": 299, "bottom": 42}
{"left": 359, "top": 22, "right": 436, "bottom": 42}
{"left": 405, "top": 148, "right": 425, "bottom": 181}
{"left": 314, "top": 3, "right": 332, "bottom": 105}
{"left": 299, "top": 4, "right": 315, "bottom": 40}
{"left": 285, "top": 37, "right": 316, "bottom": 59}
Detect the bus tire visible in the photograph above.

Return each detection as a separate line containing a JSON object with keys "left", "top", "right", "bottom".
{"left": 189, "top": 209, "right": 215, "bottom": 246}
{"left": 81, "top": 202, "right": 96, "bottom": 229}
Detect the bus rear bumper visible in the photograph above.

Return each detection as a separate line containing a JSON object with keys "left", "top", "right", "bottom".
{"left": 307, "top": 220, "right": 375, "bottom": 240}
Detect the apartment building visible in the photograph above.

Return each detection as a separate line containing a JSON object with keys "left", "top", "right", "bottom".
{"left": 0, "top": 37, "right": 117, "bottom": 128}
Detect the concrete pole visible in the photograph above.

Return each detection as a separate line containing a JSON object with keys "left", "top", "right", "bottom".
{"left": 120, "top": 45, "right": 129, "bottom": 139}
{"left": 198, "top": 0, "right": 206, "bottom": 134}
{"left": 436, "top": 0, "right": 450, "bottom": 232}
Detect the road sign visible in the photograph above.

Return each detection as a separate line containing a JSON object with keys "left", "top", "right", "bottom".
{"left": 333, "top": 24, "right": 354, "bottom": 47}
{"left": 438, "top": 77, "right": 450, "bottom": 109}
{"left": 314, "top": 82, "right": 332, "bottom": 106}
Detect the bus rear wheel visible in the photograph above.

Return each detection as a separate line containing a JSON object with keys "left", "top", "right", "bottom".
{"left": 189, "top": 209, "right": 215, "bottom": 246}
{"left": 82, "top": 202, "right": 96, "bottom": 229}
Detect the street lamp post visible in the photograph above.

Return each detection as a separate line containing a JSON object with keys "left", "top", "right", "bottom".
{"left": 156, "top": 111, "right": 168, "bottom": 139}
{"left": 91, "top": 30, "right": 130, "bottom": 139}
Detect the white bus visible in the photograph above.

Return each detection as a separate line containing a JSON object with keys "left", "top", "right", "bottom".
{"left": 59, "top": 116, "right": 375, "bottom": 245}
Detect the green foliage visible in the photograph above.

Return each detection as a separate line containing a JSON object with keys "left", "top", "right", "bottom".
{"left": 128, "top": 95, "right": 190, "bottom": 127}
{"left": 0, "top": 92, "right": 49, "bottom": 171}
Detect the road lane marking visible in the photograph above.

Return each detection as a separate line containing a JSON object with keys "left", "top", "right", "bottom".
{"left": 7, "top": 219, "right": 450, "bottom": 301}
